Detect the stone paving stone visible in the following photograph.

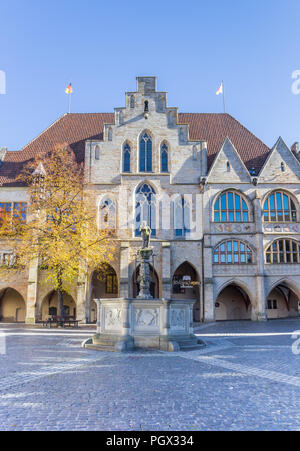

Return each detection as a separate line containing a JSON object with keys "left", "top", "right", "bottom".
{"left": 0, "top": 320, "right": 300, "bottom": 430}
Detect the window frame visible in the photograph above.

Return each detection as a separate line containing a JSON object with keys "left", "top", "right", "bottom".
{"left": 122, "top": 142, "right": 131, "bottom": 173}
{"left": 213, "top": 240, "right": 253, "bottom": 265}
{"left": 213, "top": 191, "right": 249, "bottom": 223}
{"left": 139, "top": 132, "right": 152, "bottom": 173}
{"left": 265, "top": 238, "right": 300, "bottom": 264}
{"left": 263, "top": 191, "right": 297, "bottom": 223}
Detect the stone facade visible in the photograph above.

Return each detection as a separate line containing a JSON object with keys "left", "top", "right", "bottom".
{"left": 1, "top": 76, "right": 300, "bottom": 324}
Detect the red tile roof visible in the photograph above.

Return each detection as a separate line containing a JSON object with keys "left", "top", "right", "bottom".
{"left": 0, "top": 112, "right": 270, "bottom": 186}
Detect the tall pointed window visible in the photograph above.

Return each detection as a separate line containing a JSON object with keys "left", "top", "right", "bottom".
{"left": 214, "top": 191, "right": 249, "bottom": 223}
{"left": 135, "top": 183, "right": 156, "bottom": 236}
{"left": 161, "top": 143, "right": 169, "bottom": 173}
{"left": 99, "top": 199, "right": 116, "bottom": 230}
{"left": 174, "top": 196, "right": 190, "bottom": 238}
{"left": 123, "top": 143, "right": 131, "bottom": 173}
{"left": 139, "top": 132, "right": 152, "bottom": 172}
{"left": 263, "top": 191, "right": 297, "bottom": 222}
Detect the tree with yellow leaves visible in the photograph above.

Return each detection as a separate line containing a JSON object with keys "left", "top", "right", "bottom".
{"left": 0, "top": 145, "right": 116, "bottom": 319}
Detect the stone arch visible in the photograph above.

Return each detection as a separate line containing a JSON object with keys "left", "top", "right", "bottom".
{"left": 215, "top": 280, "right": 253, "bottom": 321}
{"left": 89, "top": 264, "right": 119, "bottom": 323}
{"left": 132, "top": 264, "right": 159, "bottom": 299}
{"left": 172, "top": 261, "right": 200, "bottom": 322}
{"left": 0, "top": 288, "right": 26, "bottom": 323}
{"left": 41, "top": 291, "right": 76, "bottom": 321}
{"left": 212, "top": 188, "right": 253, "bottom": 223}
{"left": 265, "top": 279, "right": 300, "bottom": 319}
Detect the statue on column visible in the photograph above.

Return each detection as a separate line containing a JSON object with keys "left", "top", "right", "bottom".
{"left": 139, "top": 221, "right": 151, "bottom": 249}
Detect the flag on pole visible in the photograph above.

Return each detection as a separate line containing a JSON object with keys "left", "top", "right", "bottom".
{"left": 65, "top": 83, "right": 73, "bottom": 94}
{"left": 216, "top": 82, "right": 223, "bottom": 96}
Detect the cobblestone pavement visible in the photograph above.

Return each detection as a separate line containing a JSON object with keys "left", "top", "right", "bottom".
{"left": 1, "top": 319, "right": 300, "bottom": 431}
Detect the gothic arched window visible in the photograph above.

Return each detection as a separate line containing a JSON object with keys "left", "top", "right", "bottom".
{"left": 123, "top": 143, "right": 131, "bottom": 173}
{"left": 214, "top": 240, "right": 253, "bottom": 264}
{"left": 263, "top": 191, "right": 297, "bottom": 222}
{"left": 214, "top": 191, "right": 249, "bottom": 223}
{"left": 135, "top": 183, "right": 156, "bottom": 236}
{"left": 139, "top": 132, "right": 152, "bottom": 172}
{"left": 161, "top": 143, "right": 169, "bottom": 173}
{"left": 99, "top": 199, "right": 116, "bottom": 230}
{"left": 174, "top": 196, "right": 190, "bottom": 238}
{"left": 266, "top": 239, "right": 300, "bottom": 264}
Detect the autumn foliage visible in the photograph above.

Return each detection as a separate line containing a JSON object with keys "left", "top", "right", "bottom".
{"left": 0, "top": 145, "right": 116, "bottom": 316}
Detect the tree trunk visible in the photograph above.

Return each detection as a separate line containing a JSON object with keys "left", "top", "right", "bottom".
{"left": 57, "top": 270, "right": 64, "bottom": 319}
{"left": 57, "top": 289, "right": 64, "bottom": 319}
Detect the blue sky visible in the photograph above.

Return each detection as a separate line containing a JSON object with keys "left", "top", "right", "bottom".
{"left": 1, "top": 0, "right": 300, "bottom": 150}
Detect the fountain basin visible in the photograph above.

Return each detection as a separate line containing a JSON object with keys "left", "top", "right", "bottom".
{"left": 84, "top": 298, "right": 205, "bottom": 352}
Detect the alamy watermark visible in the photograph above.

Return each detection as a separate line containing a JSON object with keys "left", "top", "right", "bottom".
{"left": 0, "top": 70, "right": 6, "bottom": 95}
{"left": 0, "top": 331, "right": 6, "bottom": 355}
{"left": 291, "top": 70, "right": 300, "bottom": 95}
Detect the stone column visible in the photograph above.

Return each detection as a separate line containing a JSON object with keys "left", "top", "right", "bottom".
{"left": 120, "top": 242, "right": 129, "bottom": 298}
{"left": 25, "top": 259, "right": 38, "bottom": 324}
{"left": 253, "top": 193, "right": 267, "bottom": 321}
{"left": 162, "top": 242, "right": 172, "bottom": 299}
{"left": 76, "top": 280, "right": 87, "bottom": 323}
{"left": 202, "top": 185, "right": 215, "bottom": 322}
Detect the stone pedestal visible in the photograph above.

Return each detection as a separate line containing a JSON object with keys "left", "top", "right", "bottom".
{"left": 84, "top": 298, "right": 204, "bottom": 352}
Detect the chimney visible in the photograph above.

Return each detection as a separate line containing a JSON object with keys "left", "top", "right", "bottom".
{"left": 291, "top": 142, "right": 300, "bottom": 161}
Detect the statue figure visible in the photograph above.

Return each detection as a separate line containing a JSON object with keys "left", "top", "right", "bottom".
{"left": 139, "top": 221, "right": 151, "bottom": 249}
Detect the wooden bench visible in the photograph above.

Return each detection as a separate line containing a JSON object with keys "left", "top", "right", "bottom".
{"left": 42, "top": 316, "right": 79, "bottom": 329}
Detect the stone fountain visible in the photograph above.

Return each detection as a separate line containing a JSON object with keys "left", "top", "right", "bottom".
{"left": 84, "top": 223, "right": 204, "bottom": 352}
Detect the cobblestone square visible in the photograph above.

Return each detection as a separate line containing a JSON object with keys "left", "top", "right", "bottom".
{"left": 0, "top": 320, "right": 300, "bottom": 431}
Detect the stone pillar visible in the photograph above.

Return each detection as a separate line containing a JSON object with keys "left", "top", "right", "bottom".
{"left": 253, "top": 193, "right": 267, "bottom": 321}
{"left": 162, "top": 242, "right": 171, "bottom": 299}
{"left": 25, "top": 259, "right": 38, "bottom": 324}
{"left": 162, "top": 299, "right": 171, "bottom": 336}
{"left": 76, "top": 280, "right": 87, "bottom": 323}
{"left": 120, "top": 242, "right": 129, "bottom": 298}
{"left": 122, "top": 299, "right": 131, "bottom": 336}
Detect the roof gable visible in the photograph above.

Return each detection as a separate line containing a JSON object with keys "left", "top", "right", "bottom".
{"left": 207, "top": 137, "right": 251, "bottom": 183}
{"left": 259, "top": 137, "right": 300, "bottom": 183}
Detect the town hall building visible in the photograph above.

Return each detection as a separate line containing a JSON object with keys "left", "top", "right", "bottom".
{"left": 0, "top": 76, "right": 300, "bottom": 324}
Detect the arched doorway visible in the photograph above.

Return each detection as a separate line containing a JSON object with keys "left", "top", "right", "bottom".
{"left": 172, "top": 262, "right": 200, "bottom": 322}
{"left": 132, "top": 264, "right": 159, "bottom": 299}
{"left": 41, "top": 291, "right": 76, "bottom": 321}
{"left": 215, "top": 284, "right": 251, "bottom": 321}
{"left": 266, "top": 283, "right": 300, "bottom": 319}
{"left": 89, "top": 265, "right": 119, "bottom": 323}
{"left": 0, "top": 288, "right": 26, "bottom": 323}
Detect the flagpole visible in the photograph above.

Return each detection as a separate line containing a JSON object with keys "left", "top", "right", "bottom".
{"left": 222, "top": 80, "right": 226, "bottom": 114}
{"left": 68, "top": 92, "right": 71, "bottom": 114}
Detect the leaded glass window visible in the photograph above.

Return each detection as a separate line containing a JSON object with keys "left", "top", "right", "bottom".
{"left": 214, "top": 191, "right": 249, "bottom": 223}
{"left": 139, "top": 132, "right": 152, "bottom": 172}
{"left": 213, "top": 240, "right": 253, "bottom": 264}
{"left": 263, "top": 191, "right": 297, "bottom": 222}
